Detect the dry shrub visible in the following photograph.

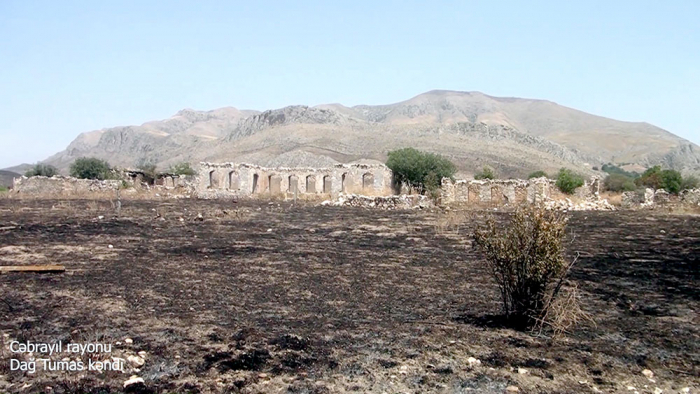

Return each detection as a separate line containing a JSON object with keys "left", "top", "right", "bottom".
{"left": 473, "top": 206, "right": 581, "bottom": 330}
{"left": 534, "top": 283, "right": 594, "bottom": 337}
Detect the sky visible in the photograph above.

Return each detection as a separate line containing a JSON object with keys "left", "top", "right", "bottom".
{"left": 1, "top": 0, "right": 699, "bottom": 169}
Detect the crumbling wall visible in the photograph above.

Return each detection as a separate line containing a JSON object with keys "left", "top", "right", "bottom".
{"left": 681, "top": 188, "right": 700, "bottom": 205}
{"left": 12, "top": 176, "right": 121, "bottom": 196}
{"left": 196, "top": 162, "right": 394, "bottom": 198}
{"left": 12, "top": 173, "right": 196, "bottom": 197}
{"left": 441, "top": 178, "right": 552, "bottom": 205}
{"left": 441, "top": 176, "right": 602, "bottom": 206}
{"left": 622, "top": 187, "right": 699, "bottom": 209}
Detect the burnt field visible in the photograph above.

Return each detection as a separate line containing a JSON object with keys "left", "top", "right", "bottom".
{"left": 0, "top": 199, "right": 698, "bottom": 393}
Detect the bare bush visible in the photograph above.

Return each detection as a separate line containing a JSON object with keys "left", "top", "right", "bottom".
{"left": 473, "top": 206, "right": 578, "bottom": 330}
{"left": 533, "top": 283, "right": 594, "bottom": 337}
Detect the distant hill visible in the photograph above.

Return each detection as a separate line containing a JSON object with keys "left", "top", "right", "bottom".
{"left": 26, "top": 90, "right": 700, "bottom": 178}
{"left": 0, "top": 170, "right": 20, "bottom": 189}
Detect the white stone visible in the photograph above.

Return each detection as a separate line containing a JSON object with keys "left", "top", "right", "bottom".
{"left": 518, "top": 367, "right": 528, "bottom": 374}
{"left": 124, "top": 338, "right": 133, "bottom": 344}
{"left": 123, "top": 376, "right": 144, "bottom": 388}
{"left": 127, "top": 355, "right": 145, "bottom": 367}
{"left": 642, "top": 369, "right": 654, "bottom": 379}
{"left": 467, "top": 357, "right": 481, "bottom": 367}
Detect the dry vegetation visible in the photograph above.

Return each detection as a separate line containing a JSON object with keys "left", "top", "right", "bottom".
{"left": 0, "top": 198, "right": 698, "bottom": 393}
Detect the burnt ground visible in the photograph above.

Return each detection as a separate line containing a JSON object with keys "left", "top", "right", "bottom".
{"left": 0, "top": 199, "right": 698, "bottom": 393}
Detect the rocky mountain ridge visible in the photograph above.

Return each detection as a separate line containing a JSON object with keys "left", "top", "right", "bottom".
{"left": 13, "top": 90, "right": 700, "bottom": 178}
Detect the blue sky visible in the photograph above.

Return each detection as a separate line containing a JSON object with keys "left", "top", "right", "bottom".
{"left": 1, "top": 0, "right": 699, "bottom": 168}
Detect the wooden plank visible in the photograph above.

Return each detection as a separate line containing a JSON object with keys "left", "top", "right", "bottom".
{"left": 0, "top": 265, "right": 65, "bottom": 273}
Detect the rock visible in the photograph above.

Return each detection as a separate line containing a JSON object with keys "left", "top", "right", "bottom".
{"left": 108, "top": 244, "right": 114, "bottom": 249}
{"left": 123, "top": 376, "right": 144, "bottom": 388}
{"left": 517, "top": 367, "right": 528, "bottom": 374}
{"left": 506, "top": 386, "right": 519, "bottom": 392}
{"left": 124, "top": 338, "right": 133, "bottom": 344}
{"left": 642, "top": 369, "right": 654, "bottom": 379}
{"left": 127, "top": 355, "right": 145, "bottom": 367}
{"left": 467, "top": 357, "right": 481, "bottom": 367}
{"left": 653, "top": 388, "right": 663, "bottom": 394}
{"left": 319, "top": 193, "right": 433, "bottom": 210}
{"left": 258, "top": 373, "right": 268, "bottom": 379}
{"left": 681, "top": 388, "right": 690, "bottom": 393}
{"left": 137, "top": 351, "right": 147, "bottom": 358}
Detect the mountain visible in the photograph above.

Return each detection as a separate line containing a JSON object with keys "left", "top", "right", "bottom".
{"left": 0, "top": 170, "right": 20, "bottom": 188}
{"left": 27, "top": 90, "right": 700, "bottom": 178}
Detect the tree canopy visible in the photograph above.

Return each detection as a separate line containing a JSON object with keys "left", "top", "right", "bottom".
{"left": 386, "top": 148, "right": 456, "bottom": 194}
{"left": 25, "top": 163, "right": 58, "bottom": 177}
{"left": 555, "top": 168, "right": 585, "bottom": 194}
{"left": 70, "top": 157, "right": 112, "bottom": 180}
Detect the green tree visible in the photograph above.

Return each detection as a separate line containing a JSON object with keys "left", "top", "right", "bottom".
{"left": 70, "top": 157, "right": 112, "bottom": 180}
{"left": 603, "top": 173, "right": 636, "bottom": 192}
{"left": 25, "top": 163, "right": 58, "bottom": 177}
{"left": 636, "top": 166, "right": 663, "bottom": 189}
{"left": 555, "top": 168, "right": 585, "bottom": 194}
{"left": 386, "top": 148, "right": 456, "bottom": 194}
{"left": 474, "top": 166, "right": 496, "bottom": 180}
{"left": 527, "top": 170, "right": 548, "bottom": 179}
{"left": 636, "top": 166, "right": 684, "bottom": 194}
{"left": 168, "top": 162, "right": 197, "bottom": 176}
{"left": 660, "top": 170, "right": 683, "bottom": 194}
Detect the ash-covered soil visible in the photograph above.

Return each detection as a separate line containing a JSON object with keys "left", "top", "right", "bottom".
{"left": 0, "top": 199, "right": 698, "bottom": 393}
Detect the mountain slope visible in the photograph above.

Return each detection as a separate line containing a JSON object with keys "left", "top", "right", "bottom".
{"left": 0, "top": 170, "right": 20, "bottom": 188}
{"left": 31, "top": 90, "right": 700, "bottom": 178}
{"left": 320, "top": 90, "right": 687, "bottom": 164}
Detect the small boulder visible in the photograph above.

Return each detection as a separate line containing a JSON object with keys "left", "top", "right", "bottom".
{"left": 127, "top": 355, "right": 145, "bottom": 367}
{"left": 123, "top": 376, "right": 144, "bottom": 388}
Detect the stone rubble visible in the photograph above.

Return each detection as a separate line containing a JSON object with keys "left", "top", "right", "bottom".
{"left": 543, "top": 197, "right": 615, "bottom": 211}
{"left": 320, "top": 193, "right": 433, "bottom": 210}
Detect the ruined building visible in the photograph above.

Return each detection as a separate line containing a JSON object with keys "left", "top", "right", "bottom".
{"left": 196, "top": 162, "right": 395, "bottom": 198}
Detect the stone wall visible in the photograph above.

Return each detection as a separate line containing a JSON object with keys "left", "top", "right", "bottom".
{"left": 12, "top": 176, "right": 121, "bottom": 196}
{"left": 12, "top": 174, "right": 196, "bottom": 197}
{"left": 622, "top": 187, "right": 700, "bottom": 208}
{"left": 681, "top": 188, "right": 700, "bottom": 205}
{"left": 195, "top": 162, "right": 394, "bottom": 198}
{"left": 440, "top": 176, "right": 601, "bottom": 206}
